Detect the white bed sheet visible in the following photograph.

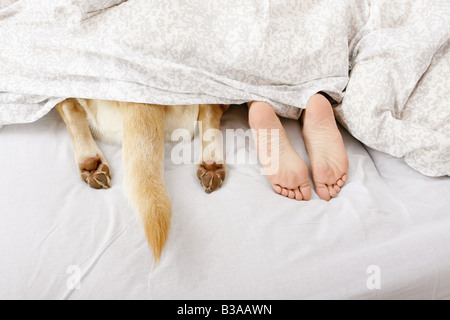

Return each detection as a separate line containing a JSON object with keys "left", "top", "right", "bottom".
{"left": 0, "top": 106, "right": 449, "bottom": 300}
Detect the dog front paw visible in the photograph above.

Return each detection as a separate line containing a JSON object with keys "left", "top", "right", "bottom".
{"left": 79, "top": 156, "right": 111, "bottom": 190}
{"left": 197, "top": 160, "right": 226, "bottom": 194}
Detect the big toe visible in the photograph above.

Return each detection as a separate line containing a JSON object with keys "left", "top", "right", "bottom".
{"left": 299, "top": 183, "right": 311, "bottom": 201}
{"left": 314, "top": 174, "right": 347, "bottom": 201}
{"left": 315, "top": 183, "right": 332, "bottom": 201}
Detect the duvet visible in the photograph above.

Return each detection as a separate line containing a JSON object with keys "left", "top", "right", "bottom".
{"left": 0, "top": 0, "right": 448, "bottom": 176}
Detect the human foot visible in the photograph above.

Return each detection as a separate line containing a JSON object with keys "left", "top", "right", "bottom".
{"left": 249, "top": 101, "right": 311, "bottom": 201}
{"left": 302, "top": 94, "right": 349, "bottom": 201}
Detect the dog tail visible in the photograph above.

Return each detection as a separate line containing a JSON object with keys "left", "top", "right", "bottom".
{"left": 121, "top": 103, "right": 171, "bottom": 262}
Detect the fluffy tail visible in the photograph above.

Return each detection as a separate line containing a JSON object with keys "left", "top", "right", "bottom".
{"left": 121, "top": 103, "right": 171, "bottom": 261}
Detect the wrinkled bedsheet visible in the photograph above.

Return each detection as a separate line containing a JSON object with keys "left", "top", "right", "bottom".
{"left": 0, "top": 0, "right": 449, "bottom": 176}
{"left": 1, "top": 107, "right": 450, "bottom": 300}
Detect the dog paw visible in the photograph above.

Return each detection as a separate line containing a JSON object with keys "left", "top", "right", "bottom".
{"left": 197, "top": 160, "right": 226, "bottom": 194}
{"left": 79, "top": 156, "right": 111, "bottom": 190}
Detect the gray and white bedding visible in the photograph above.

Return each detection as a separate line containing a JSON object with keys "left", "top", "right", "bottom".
{"left": 1, "top": 106, "right": 450, "bottom": 299}
{"left": 0, "top": 0, "right": 449, "bottom": 176}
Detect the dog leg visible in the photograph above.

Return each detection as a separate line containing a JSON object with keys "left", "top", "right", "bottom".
{"left": 57, "top": 99, "right": 111, "bottom": 189}
{"left": 197, "top": 104, "right": 228, "bottom": 194}
{"left": 120, "top": 103, "right": 171, "bottom": 261}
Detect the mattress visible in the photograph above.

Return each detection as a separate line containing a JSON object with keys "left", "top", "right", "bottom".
{"left": 0, "top": 105, "right": 449, "bottom": 300}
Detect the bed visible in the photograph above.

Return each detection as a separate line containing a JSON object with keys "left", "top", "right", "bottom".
{"left": 1, "top": 0, "right": 449, "bottom": 300}
{"left": 1, "top": 105, "right": 449, "bottom": 300}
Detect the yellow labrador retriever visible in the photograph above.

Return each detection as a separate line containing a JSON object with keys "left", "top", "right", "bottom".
{"left": 56, "top": 99, "right": 228, "bottom": 260}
